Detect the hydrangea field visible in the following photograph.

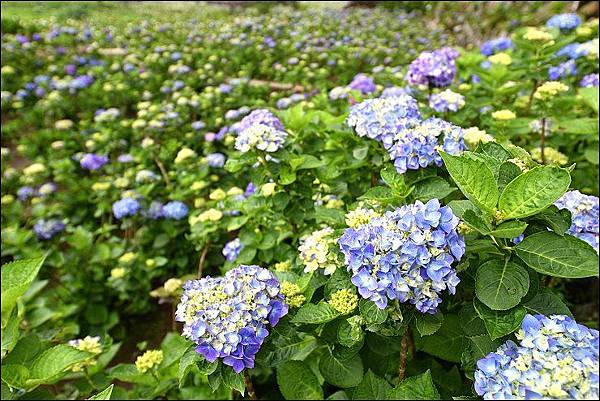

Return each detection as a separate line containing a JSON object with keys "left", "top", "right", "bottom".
{"left": 1, "top": 2, "right": 599, "bottom": 400}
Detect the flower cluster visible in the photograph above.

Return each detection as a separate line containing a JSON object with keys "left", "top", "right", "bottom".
{"left": 405, "top": 47, "right": 459, "bottom": 88}
{"left": 546, "top": 13, "right": 582, "bottom": 31}
{"left": 387, "top": 117, "right": 465, "bottom": 174}
{"left": 135, "top": 349, "right": 164, "bottom": 373}
{"left": 222, "top": 238, "right": 244, "bottom": 262}
{"left": 80, "top": 153, "right": 108, "bottom": 170}
{"left": 554, "top": 190, "right": 599, "bottom": 252}
{"left": 345, "top": 207, "right": 381, "bottom": 228}
{"left": 162, "top": 201, "right": 188, "bottom": 220}
{"left": 480, "top": 37, "right": 513, "bottom": 56}
{"left": 280, "top": 281, "right": 306, "bottom": 308}
{"left": 176, "top": 265, "right": 288, "bottom": 373}
{"left": 534, "top": 81, "right": 569, "bottom": 100}
{"left": 530, "top": 147, "right": 568, "bottom": 165}
{"left": 346, "top": 94, "right": 421, "bottom": 149}
{"left": 488, "top": 52, "right": 512, "bottom": 65}
{"left": 68, "top": 336, "right": 102, "bottom": 372}
{"left": 298, "top": 227, "right": 341, "bottom": 275}
{"left": 463, "top": 127, "right": 494, "bottom": 146}
{"left": 474, "top": 314, "right": 598, "bottom": 400}
{"left": 33, "top": 219, "right": 65, "bottom": 240}
{"left": 338, "top": 199, "right": 464, "bottom": 312}
{"left": 580, "top": 73, "right": 599, "bottom": 88}
{"left": 112, "top": 197, "right": 141, "bottom": 219}
{"left": 348, "top": 73, "right": 377, "bottom": 94}
{"left": 234, "top": 109, "right": 288, "bottom": 153}
{"left": 429, "top": 89, "right": 465, "bottom": 113}
{"left": 549, "top": 60, "right": 577, "bottom": 80}
{"left": 328, "top": 289, "right": 358, "bottom": 315}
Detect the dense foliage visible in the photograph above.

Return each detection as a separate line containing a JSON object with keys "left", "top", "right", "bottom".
{"left": 1, "top": 2, "right": 599, "bottom": 400}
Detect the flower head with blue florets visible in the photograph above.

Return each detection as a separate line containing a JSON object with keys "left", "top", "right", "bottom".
{"left": 547, "top": 13, "right": 582, "bottom": 31}
{"left": 474, "top": 314, "right": 599, "bottom": 400}
{"left": 338, "top": 199, "right": 464, "bottom": 313}
{"left": 176, "top": 265, "right": 288, "bottom": 373}
{"left": 162, "top": 201, "right": 189, "bottom": 220}
{"left": 405, "top": 47, "right": 459, "bottom": 88}
{"left": 480, "top": 37, "right": 513, "bottom": 56}
{"left": 112, "top": 197, "right": 141, "bottom": 219}
{"left": 554, "top": 190, "right": 599, "bottom": 252}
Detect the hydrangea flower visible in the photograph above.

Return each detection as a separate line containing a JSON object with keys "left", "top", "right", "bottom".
{"left": 223, "top": 238, "right": 244, "bottom": 262}
{"left": 548, "top": 59, "right": 577, "bottom": 80}
{"left": 554, "top": 190, "right": 599, "bottom": 252}
{"left": 546, "top": 13, "right": 582, "bottom": 31}
{"left": 381, "top": 86, "right": 412, "bottom": 98}
{"left": 429, "top": 89, "right": 465, "bottom": 113}
{"left": 387, "top": 117, "right": 466, "bottom": 174}
{"left": 33, "top": 219, "right": 66, "bottom": 240}
{"left": 556, "top": 43, "right": 587, "bottom": 59}
{"left": 298, "top": 227, "right": 340, "bottom": 275}
{"left": 405, "top": 47, "right": 459, "bottom": 88}
{"left": 346, "top": 94, "right": 421, "bottom": 149}
{"left": 176, "top": 265, "right": 288, "bottom": 373}
{"left": 348, "top": 73, "right": 376, "bottom": 94}
{"left": 135, "top": 350, "right": 163, "bottom": 373}
{"left": 17, "top": 186, "right": 36, "bottom": 201}
{"left": 162, "top": 201, "right": 188, "bottom": 220}
{"left": 480, "top": 37, "right": 513, "bottom": 56}
{"left": 206, "top": 152, "right": 226, "bottom": 168}
{"left": 146, "top": 201, "right": 164, "bottom": 219}
{"left": 235, "top": 109, "right": 284, "bottom": 133}
{"left": 112, "top": 198, "right": 141, "bottom": 219}
{"left": 80, "top": 153, "right": 109, "bottom": 170}
{"left": 474, "top": 314, "right": 599, "bottom": 400}
{"left": 235, "top": 123, "right": 288, "bottom": 153}
{"left": 338, "top": 199, "right": 464, "bottom": 312}
{"left": 580, "top": 73, "right": 599, "bottom": 88}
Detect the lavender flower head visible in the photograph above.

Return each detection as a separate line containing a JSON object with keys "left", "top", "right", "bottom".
{"left": 429, "top": 89, "right": 465, "bottom": 113}
{"left": 80, "top": 153, "right": 108, "bottom": 170}
{"left": 548, "top": 59, "right": 577, "bottom": 80}
{"left": 338, "top": 199, "right": 464, "bottom": 313}
{"left": 580, "top": 74, "right": 599, "bottom": 88}
{"left": 547, "top": 13, "right": 582, "bottom": 31}
{"left": 146, "top": 201, "right": 164, "bottom": 220}
{"left": 222, "top": 238, "right": 244, "bottom": 262}
{"left": 346, "top": 94, "right": 421, "bottom": 149}
{"left": 235, "top": 109, "right": 284, "bottom": 134}
{"left": 17, "top": 186, "right": 36, "bottom": 201}
{"left": 406, "top": 47, "right": 459, "bottom": 88}
{"left": 381, "top": 86, "right": 413, "bottom": 98}
{"left": 388, "top": 117, "right": 466, "bottom": 174}
{"left": 235, "top": 111, "right": 287, "bottom": 153}
{"left": 191, "top": 121, "right": 206, "bottom": 131}
{"left": 34, "top": 219, "right": 66, "bottom": 240}
{"left": 113, "top": 198, "right": 141, "bottom": 219}
{"left": 474, "top": 314, "right": 599, "bottom": 400}
{"left": 554, "top": 190, "right": 599, "bottom": 252}
{"left": 348, "top": 73, "right": 377, "bottom": 95}
{"left": 176, "top": 265, "right": 288, "bottom": 373}
{"left": 480, "top": 37, "right": 513, "bottom": 56}
{"left": 206, "top": 153, "right": 226, "bottom": 168}
{"left": 162, "top": 201, "right": 188, "bottom": 220}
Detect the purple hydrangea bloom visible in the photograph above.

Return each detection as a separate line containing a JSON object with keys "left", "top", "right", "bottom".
{"left": 64, "top": 64, "right": 77, "bottom": 75}
{"left": 219, "top": 84, "right": 233, "bottom": 93}
{"left": 480, "top": 37, "right": 513, "bottom": 56}
{"left": 547, "top": 13, "right": 582, "bottom": 31}
{"left": 235, "top": 109, "right": 284, "bottom": 134}
{"left": 381, "top": 86, "right": 413, "bottom": 98}
{"left": 556, "top": 43, "right": 586, "bottom": 59}
{"left": 548, "top": 59, "right": 577, "bottom": 80}
{"left": 276, "top": 97, "right": 292, "bottom": 109}
{"left": 176, "top": 265, "right": 288, "bottom": 373}
{"left": 80, "top": 154, "right": 109, "bottom": 170}
{"left": 580, "top": 73, "right": 599, "bottom": 88}
{"left": 554, "top": 190, "right": 599, "bottom": 252}
{"left": 429, "top": 90, "right": 465, "bottom": 113}
{"left": 406, "top": 47, "right": 459, "bottom": 88}
{"left": 68, "top": 75, "right": 94, "bottom": 91}
{"left": 146, "top": 201, "right": 164, "bottom": 220}
{"left": 17, "top": 186, "right": 36, "bottom": 201}
{"left": 33, "top": 219, "right": 65, "bottom": 240}
{"left": 162, "top": 201, "right": 188, "bottom": 220}
{"left": 222, "top": 238, "right": 244, "bottom": 262}
{"left": 338, "top": 200, "right": 464, "bottom": 313}
{"left": 112, "top": 198, "right": 141, "bottom": 219}
{"left": 244, "top": 182, "right": 257, "bottom": 197}
{"left": 388, "top": 118, "right": 466, "bottom": 174}
{"left": 474, "top": 314, "right": 599, "bottom": 400}
{"left": 348, "top": 73, "right": 377, "bottom": 94}
{"left": 206, "top": 153, "right": 226, "bottom": 168}
{"left": 346, "top": 94, "right": 421, "bottom": 149}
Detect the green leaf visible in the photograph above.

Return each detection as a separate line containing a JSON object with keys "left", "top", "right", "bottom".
{"left": 523, "top": 289, "right": 572, "bottom": 317}
{"left": 459, "top": 304, "right": 487, "bottom": 336}
{"left": 579, "top": 87, "right": 599, "bottom": 113}
{"left": 415, "top": 312, "right": 444, "bottom": 336}
{"left": 387, "top": 370, "right": 440, "bottom": 400}
{"left": 380, "top": 165, "right": 407, "bottom": 193}
{"left": 487, "top": 221, "right": 527, "bottom": 239}
{"left": 109, "top": 364, "right": 155, "bottom": 386}
{"left": 1, "top": 256, "right": 46, "bottom": 328}
{"left": 462, "top": 209, "right": 492, "bottom": 235}
{"left": 515, "top": 232, "right": 599, "bottom": 278}
{"left": 473, "top": 300, "right": 526, "bottom": 340}
{"left": 338, "top": 319, "right": 364, "bottom": 347}
{"left": 353, "top": 146, "right": 369, "bottom": 160}
{"left": 222, "top": 366, "right": 245, "bottom": 395}
{"left": 498, "top": 166, "right": 570, "bottom": 220}
{"left": 279, "top": 166, "right": 297, "bottom": 185}
{"left": 497, "top": 162, "right": 522, "bottom": 194}
{"left": 291, "top": 303, "right": 340, "bottom": 324}
{"left": 277, "top": 361, "right": 323, "bottom": 400}
{"left": 178, "top": 346, "right": 201, "bottom": 387}
{"left": 314, "top": 206, "right": 345, "bottom": 225}
{"left": 417, "top": 315, "right": 465, "bottom": 363}
{"left": 468, "top": 335, "right": 502, "bottom": 360}
{"left": 1, "top": 311, "right": 20, "bottom": 358}
{"left": 532, "top": 205, "right": 571, "bottom": 235}
{"left": 319, "top": 348, "right": 363, "bottom": 388}
{"left": 558, "top": 118, "right": 599, "bottom": 135}
{"left": 290, "top": 155, "right": 325, "bottom": 171}
{"left": 352, "top": 370, "right": 391, "bottom": 400}
{"left": 66, "top": 226, "right": 93, "bottom": 250}
{"left": 447, "top": 200, "right": 477, "bottom": 219}
{"left": 475, "top": 259, "right": 529, "bottom": 310}
{"left": 475, "top": 142, "right": 510, "bottom": 163}
{"left": 358, "top": 186, "right": 396, "bottom": 204}
{"left": 359, "top": 299, "right": 387, "bottom": 325}
{"left": 411, "top": 177, "right": 456, "bottom": 202}
{"left": 440, "top": 151, "right": 498, "bottom": 214}
{"left": 28, "top": 345, "right": 93, "bottom": 386}
{"left": 88, "top": 384, "right": 114, "bottom": 400}
{"left": 1, "top": 364, "right": 30, "bottom": 390}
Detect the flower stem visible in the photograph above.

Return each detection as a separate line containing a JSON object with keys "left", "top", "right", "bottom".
{"left": 197, "top": 241, "right": 210, "bottom": 278}
{"left": 244, "top": 370, "right": 257, "bottom": 400}
{"left": 540, "top": 117, "right": 546, "bottom": 164}
{"left": 398, "top": 332, "right": 409, "bottom": 382}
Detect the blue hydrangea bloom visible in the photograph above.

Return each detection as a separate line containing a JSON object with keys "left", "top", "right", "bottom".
{"left": 223, "top": 238, "right": 244, "bottom": 262}
{"left": 381, "top": 86, "right": 413, "bottom": 98}
{"left": 244, "top": 182, "right": 257, "bottom": 197}
{"left": 406, "top": 47, "right": 459, "bottom": 88}
{"left": 235, "top": 109, "right": 284, "bottom": 134}
{"left": 176, "top": 265, "right": 288, "bottom": 373}
{"left": 17, "top": 186, "right": 36, "bottom": 201}
{"left": 191, "top": 121, "right": 206, "bottom": 131}
{"left": 480, "top": 37, "right": 513, "bottom": 56}
{"left": 556, "top": 43, "right": 586, "bottom": 59}
{"left": 338, "top": 199, "right": 464, "bottom": 313}
{"left": 162, "top": 201, "right": 188, "bottom": 220}
{"left": 554, "top": 190, "right": 599, "bottom": 252}
{"left": 348, "top": 73, "right": 377, "bottom": 94}
{"left": 80, "top": 153, "right": 109, "bottom": 170}
{"left": 112, "top": 198, "right": 141, "bottom": 219}
{"left": 548, "top": 59, "right": 577, "bottom": 80}
{"left": 206, "top": 153, "right": 226, "bottom": 168}
{"left": 580, "top": 73, "right": 599, "bottom": 88}
{"left": 33, "top": 219, "right": 65, "bottom": 240}
{"left": 234, "top": 109, "right": 287, "bottom": 153}
{"left": 146, "top": 201, "right": 164, "bottom": 220}
{"left": 429, "top": 90, "right": 465, "bottom": 113}
{"left": 346, "top": 94, "right": 421, "bottom": 149}
{"left": 387, "top": 117, "right": 466, "bottom": 174}
{"left": 474, "top": 314, "right": 599, "bottom": 400}
{"left": 547, "top": 13, "right": 582, "bottom": 31}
